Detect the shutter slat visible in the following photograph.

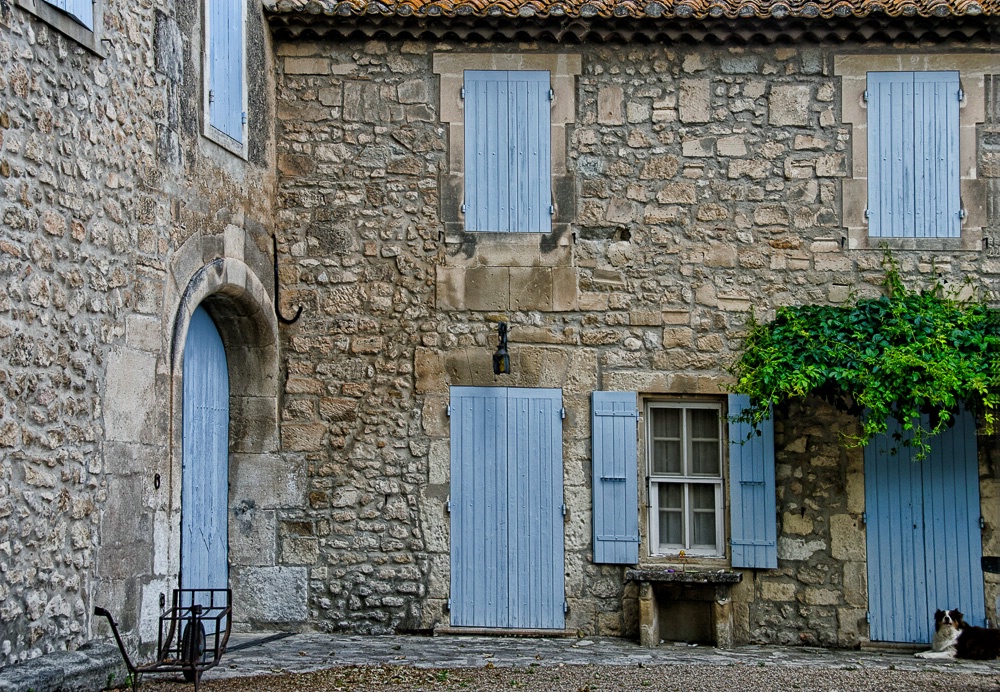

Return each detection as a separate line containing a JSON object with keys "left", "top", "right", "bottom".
{"left": 728, "top": 394, "right": 777, "bottom": 569}
{"left": 592, "top": 391, "right": 639, "bottom": 565}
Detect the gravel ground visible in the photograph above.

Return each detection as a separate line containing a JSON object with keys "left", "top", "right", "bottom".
{"left": 136, "top": 663, "right": 1000, "bottom": 691}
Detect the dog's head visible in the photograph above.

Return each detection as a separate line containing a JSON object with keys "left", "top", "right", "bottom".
{"left": 935, "top": 609, "right": 966, "bottom": 632}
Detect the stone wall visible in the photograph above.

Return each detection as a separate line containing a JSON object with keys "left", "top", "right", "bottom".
{"left": 0, "top": 0, "right": 279, "bottom": 664}
{"left": 273, "top": 33, "right": 1000, "bottom": 644}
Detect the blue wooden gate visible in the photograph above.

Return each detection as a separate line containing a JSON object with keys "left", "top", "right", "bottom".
{"left": 865, "top": 409, "right": 984, "bottom": 643}
{"left": 181, "top": 306, "right": 230, "bottom": 590}
{"left": 450, "top": 386, "right": 565, "bottom": 629}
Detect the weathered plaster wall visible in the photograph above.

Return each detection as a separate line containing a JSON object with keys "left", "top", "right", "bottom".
{"left": 0, "top": 0, "right": 280, "bottom": 664}
{"left": 273, "top": 33, "right": 1000, "bottom": 644}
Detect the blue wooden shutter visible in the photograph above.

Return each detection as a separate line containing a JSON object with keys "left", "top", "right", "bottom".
{"left": 464, "top": 71, "right": 550, "bottom": 232}
{"left": 507, "top": 388, "right": 564, "bottom": 628}
{"left": 912, "top": 72, "right": 961, "bottom": 238}
{"left": 868, "top": 71, "right": 960, "bottom": 238}
{"left": 208, "top": 0, "right": 245, "bottom": 143}
{"left": 728, "top": 394, "right": 777, "bottom": 569}
{"left": 44, "top": 0, "right": 94, "bottom": 30}
{"left": 591, "top": 392, "right": 639, "bottom": 564}
{"left": 449, "top": 386, "right": 509, "bottom": 628}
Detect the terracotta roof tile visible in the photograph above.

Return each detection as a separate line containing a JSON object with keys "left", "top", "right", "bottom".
{"left": 264, "top": 0, "right": 998, "bottom": 19}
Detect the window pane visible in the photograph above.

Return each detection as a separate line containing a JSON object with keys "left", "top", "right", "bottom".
{"left": 653, "top": 441, "right": 681, "bottom": 475}
{"left": 691, "top": 485, "right": 717, "bottom": 549}
{"left": 691, "top": 441, "right": 720, "bottom": 476}
{"left": 651, "top": 409, "right": 681, "bottom": 474}
{"left": 690, "top": 408, "right": 718, "bottom": 439}
{"left": 652, "top": 409, "right": 680, "bottom": 438}
{"left": 658, "top": 483, "right": 683, "bottom": 510}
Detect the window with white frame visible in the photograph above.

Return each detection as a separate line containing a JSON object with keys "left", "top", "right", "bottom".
{"left": 204, "top": 0, "right": 247, "bottom": 154}
{"left": 647, "top": 402, "right": 724, "bottom": 557}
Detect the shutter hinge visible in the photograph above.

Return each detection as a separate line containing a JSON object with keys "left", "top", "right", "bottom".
{"left": 446, "top": 496, "right": 451, "bottom": 513}
{"left": 861, "top": 511, "right": 867, "bottom": 524}
{"left": 958, "top": 88, "right": 965, "bottom": 102}
{"left": 460, "top": 86, "right": 466, "bottom": 100}
{"left": 560, "top": 407, "right": 566, "bottom": 419}
{"left": 549, "top": 204, "right": 555, "bottom": 216}
{"left": 549, "top": 88, "right": 554, "bottom": 101}
{"left": 981, "top": 516, "right": 986, "bottom": 530}
{"left": 864, "top": 209, "right": 871, "bottom": 219}
{"left": 208, "top": 90, "right": 215, "bottom": 104}
{"left": 960, "top": 208, "right": 968, "bottom": 220}
{"left": 461, "top": 203, "right": 466, "bottom": 214}
{"left": 446, "top": 404, "right": 452, "bottom": 417}
{"left": 241, "top": 111, "right": 247, "bottom": 125}
{"left": 560, "top": 503, "right": 567, "bottom": 517}
{"left": 863, "top": 89, "right": 869, "bottom": 103}
{"left": 563, "top": 600, "right": 569, "bottom": 613}
{"left": 865, "top": 611, "right": 871, "bottom": 623}
{"left": 447, "top": 598, "right": 452, "bottom": 611}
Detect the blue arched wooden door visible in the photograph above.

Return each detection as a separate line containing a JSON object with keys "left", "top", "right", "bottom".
{"left": 181, "top": 305, "right": 230, "bottom": 590}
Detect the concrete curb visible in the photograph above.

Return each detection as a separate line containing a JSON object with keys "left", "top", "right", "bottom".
{"left": 0, "top": 643, "right": 126, "bottom": 692}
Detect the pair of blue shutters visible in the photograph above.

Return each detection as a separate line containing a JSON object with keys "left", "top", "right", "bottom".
{"left": 464, "top": 71, "right": 552, "bottom": 233}
{"left": 867, "top": 71, "right": 961, "bottom": 238}
{"left": 181, "top": 306, "right": 230, "bottom": 590}
{"left": 449, "top": 387, "right": 565, "bottom": 629}
{"left": 207, "top": 0, "right": 245, "bottom": 144}
{"left": 44, "top": 0, "right": 94, "bottom": 30}
{"left": 865, "top": 409, "right": 984, "bottom": 643}
{"left": 592, "top": 392, "right": 777, "bottom": 569}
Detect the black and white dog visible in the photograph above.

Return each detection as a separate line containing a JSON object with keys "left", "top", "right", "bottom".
{"left": 915, "top": 609, "right": 1000, "bottom": 660}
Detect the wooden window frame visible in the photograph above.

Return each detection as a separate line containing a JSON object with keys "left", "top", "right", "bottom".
{"left": 835, "top": 54, "right": 990, "bottom": 251}
{"left": 646, "top": 401, "right": 725, "bottom": 559}
{"left": 202, "top": 0, "right": 248, "bottom": 158}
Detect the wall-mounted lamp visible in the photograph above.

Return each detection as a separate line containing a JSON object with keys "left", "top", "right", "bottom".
{"left": 492, "top": 322, "right": 510, "bottom": 376}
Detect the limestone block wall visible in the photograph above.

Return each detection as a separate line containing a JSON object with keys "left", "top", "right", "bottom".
{"left": 0, "top": 0, "right": 279, "bottom": 664}
{"left": 273, "top": 32, "right": 1000, "bottom": 645}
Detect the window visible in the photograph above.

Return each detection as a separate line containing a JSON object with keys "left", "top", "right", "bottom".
{"left": 591, "top": 392, "right": 776, "bottom": 568}
{"left": 204, "top": 0, "right": 247, "bottom": 153}
{"left": 42, "top": 0, "right": 92, "bottom": 29}
{"left": 15, "top": 0, "right": 100, "bottom": 53}
{"left": 867, "top": 71, "right": 961, "bottom": 238}
{"left": 647, "top": 403, "right": 725, "bottom": 557}
{"left": 834, "top": 54, "right": 990, "bottom": 251}
{"left": 463, "top": 70, "right": 552, "bottom": 233}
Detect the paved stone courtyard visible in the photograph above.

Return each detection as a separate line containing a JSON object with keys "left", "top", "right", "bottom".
{"left": 203, "top": 632, "right": 1000, "bottom": 681}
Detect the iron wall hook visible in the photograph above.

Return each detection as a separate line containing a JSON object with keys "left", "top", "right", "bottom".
{"left": 272, "top": 235, "right": 302, "bottom": 325}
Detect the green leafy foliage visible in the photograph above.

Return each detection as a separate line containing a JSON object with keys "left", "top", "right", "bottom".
{"left": 729, "top": 254, "right": 1000, "bottom": 459}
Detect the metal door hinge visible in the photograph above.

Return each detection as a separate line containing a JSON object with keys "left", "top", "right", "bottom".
{"left": 460, "top": 203, "right": 466, "bottom": 214}
{"left": 446, "top": 496, "right": 452, "bottom": 513}
{"left": 208, "top": 90, "right": 215, "bottom": 104}
{"left": 958, "top": 88, "right": 965, "bottom": 102}
{"left": 981, "top": 516, "right": 986, "bottom": 530}
{"left": 549, "top": 204, "right": 555, "bottom": 216}
{"left": 447, "top": 404, "right": 452, "bottom": 417}
{"left": 865, "top": 611, "right": 871, "bottom": 623}
{"left": 563, "top": 600, "right": 569, "bottom": 613}
{"left": 460, "top": 86, "right": 466, "bottom": 100}
{"left": 960, "top": 208, "right": 968, "bottom": 220}
{"left": 863, "top": 90, "right": 869, "bottom": 103}
{"left": 560, "top": 407, "right": 566, "bottom": 419}
{"left": 549, "top": 88, "right": 554, "bottom": 101}
{"left": 560, "top": 503, "right": 567, "bottom": 517}
{"left": 864, "top": 209, "right": 871, "bottom": 219}
{"left": 447, "top": 598, "right": 452, "bottom": 611}
{"left": 241, "top": 112, "right": 247, "bottom": 125}
{"left": 861, "top": 511, "right": 868, "bottom": 524}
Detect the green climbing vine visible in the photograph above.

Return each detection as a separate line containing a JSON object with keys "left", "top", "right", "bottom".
{"left": 729, "top": 252, "right": 1000, "bottom": 459}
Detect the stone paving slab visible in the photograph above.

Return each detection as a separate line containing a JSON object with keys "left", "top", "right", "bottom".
{"left": 201, "top": 633, "right": 1000, "bottom": 682}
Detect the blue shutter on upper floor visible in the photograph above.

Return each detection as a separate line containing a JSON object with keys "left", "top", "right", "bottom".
{"left": 591, "top": 391, "right": 639, "bottom": 565}
{"left": 867, "top": 71, "right": 960, "bottom": 238}
{"left": 912, "top": 72, "right": 961, "bottom": 238}
{"left": 464, "top": 71, "right": 551, "bottom": 233}
{"left": 44, "top": 0, "right": 94, "bottom": 30}
{"left": 208, "top": 0, "right": 245, "bottom": 144}
{"left": 728, "top": 394, "right": 777, "bottom": 569}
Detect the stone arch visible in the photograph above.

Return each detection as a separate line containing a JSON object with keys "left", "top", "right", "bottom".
{"left": 152, "top": 232, "right": 304, "bottom": 634}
